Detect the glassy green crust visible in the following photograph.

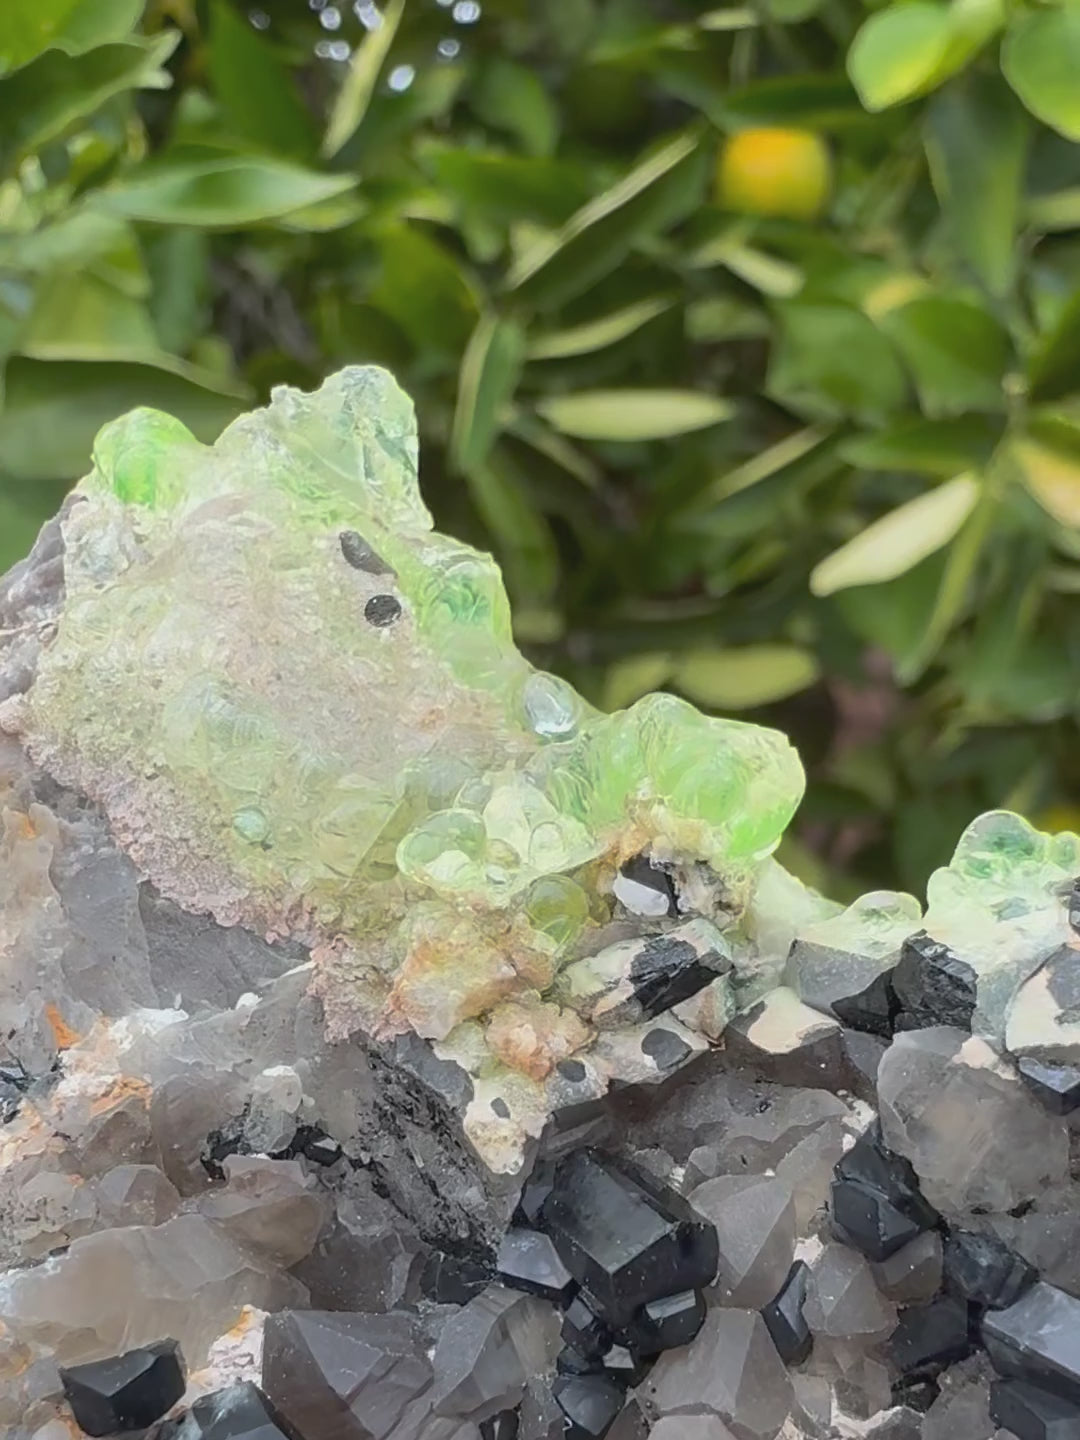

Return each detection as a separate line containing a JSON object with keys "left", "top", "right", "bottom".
{"left": 12, "top": 368, "right": 807, "bottom": 1166}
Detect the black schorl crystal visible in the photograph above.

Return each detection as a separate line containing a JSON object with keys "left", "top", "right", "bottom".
{"left": 990, "top": 1377, "right": 1080, "bottom": 1440}
{"left": 891, "top": 931, "right": 977, "bottom": 1030}
{"left": 562, "top": 1294, "right": 612, "bottom": 1358}
{"left": 943, "top": 1226, "right": 1037, "bottom": 1310}
{"left": 274, "top": 1125, "right": 343, "bottom": 1167}
{"left": 200, "top": 1114, "right": 251, "bottom": 1181}
{"left": 515, "top": 1161, "right": 556, "bottom": 1230}
{"left": 831, "top": 969, "right": 899, "bottom": 1039}
{"left": 364, "top": 593, "right": 402, "bottom": 627}
{"left": 888, "top": 1295, "right": 975, "bottom": 1380}
{"left": 480, "top": 1412, "right": 521, "bottom": 1440}
{"left": 497, "top": 1227, "right": 577, "bottom": 1304}
{"left": 982, "top": 1281, "right": 1080, "bottom": 1403}
{"left": 1016, "top": 1055, "right": 1080, "bottom": 1115}
{"left": 628, "top": 935, "right": 722, "bottom": 1018}
{"left": 60, "top": 1339, "right": 186, "bottom": 1436}
{"left": 831, "top": 1122, "right": 939, "bottom": 1262}
{"left": 891, "top": 1377, "right": 940, "bottom": 1414}
{"left": 626, "top": 1288, "right": 706, "bottom": 1356}
{"left": 601, "top": 1343, "right": 652, "bottom": 1387}
{"left": 761, "top": 1260, "right": 813, "bottom": 1365}
{"left": 339, "top": 529, "right": 394, "bottom": 576}
{"left": 553, "top": 1373, "right": 627, "bottom": 1440}
{"left": 1068, "top": 879, "right": 1080, "bottom": 936}
{"left": 615, "top": 856, "right": 678, "bottom": 918}
{"left": 154, "top": 1382, "right": 293, "bottom": 1440}
{"left": 639, "top": 1028, "right": 692, "bottom": 1072}
{"left": 540, "top": 1149, "right": 718, "bottom": 1327}
{"left": 420, "top": 1250, "right": 493, "bottom": 1305}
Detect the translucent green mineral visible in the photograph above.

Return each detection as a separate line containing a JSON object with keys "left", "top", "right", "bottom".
{"left": 12, "top": 367, "right": 808, "bottom": 1166}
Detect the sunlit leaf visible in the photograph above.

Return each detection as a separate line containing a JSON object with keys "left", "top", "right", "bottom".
{"left": 527, "top": 298, "right": 672, "bottom": 360}
{"left": 536, "top": 389, "right": 734, "bottom": 441}
{"left": 1002, "top": 7, "right": 1080, "bottom": 142}
{"left": 451, "top": 314, "right": 526, "bottom": 475}
{"left": 810, "top": 473, "right": 980, "bottom": 595}
{"left": 207, "top": 0, "right": 313, "bottom": 157}
{"left": 322, "top": 0, "right": 405, "bottom": 158}
{"left": 674, "top": 645, "right": 821, "bottom": 710}
{"left": 93, "top": 157, "right": 356, "bottom": 227}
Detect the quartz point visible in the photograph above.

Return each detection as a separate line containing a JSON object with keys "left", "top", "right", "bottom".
{"left": 802, "top": 1243, "right": 897, "bottom": 1345}
{"left": 60, "top": 1339, "right": 186, "bottom": 1437}
{"left": 260, "top": 1309, "right": 433, "bottom": 1440}
{"left": 540, "top": 1150, "right": 718, "bottom": 1327}
{"left": 869, "top": 1230, "right": 943, "bottom": 1304}
{"left": 689, "top": 1173, "right": 796, "bottom": 1309}
{"left": 429, "top": 1286, "right": 561, "bottom": 1421}
{"left": 644, "top": 1307, "right": 793, "bottom": 1440}
{"left": 496, "top": 1227, "right": 576, "bottom": 1305}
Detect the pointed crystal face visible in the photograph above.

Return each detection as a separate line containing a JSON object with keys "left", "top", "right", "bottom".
{"left": 15, "top": 366, "right": 804, "bottom": 1170}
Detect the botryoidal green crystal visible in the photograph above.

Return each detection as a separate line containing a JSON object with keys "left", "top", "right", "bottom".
{"left": 2, "top": 367, "right": 804, "bottom": 1166}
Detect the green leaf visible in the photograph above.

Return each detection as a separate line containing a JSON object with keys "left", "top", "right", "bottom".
{"left": 769, "top": 302, "right": 909, "bottom": 423}
{"left": 17, "top": 269, "right": 158, "bottom": 358}
{"left": 0, "top": 0, "right": 141, "bottom": 70}
{"left": 689, "top": 426, "right": 831, "bottom": 511}
{"left": 901, "top": 487, "right": 993, "bottom": 677}
{"left": 840, "top": 415, "right": 999, "bottom": 476}
{"left": 369, "top": 225, "right": 478, "bottom": 357}
{"left": 810, "top": 473, "right": 980, "bottom": 595}
{"left": 470, "top": 57, "right": 559, "bottom": 157}
{"left": 685, "top": 296, "right": 769, "bottom": 343}
{"left": 877, "top": 296, "right": 1010, "bottom": 416}
{"left": 673, "top": 645, "right": 820, "bottom": 710}
{"left": 1002, "top": 7, "right": 1080, "bottom": 142}
{"left": 832, "top": 551, "right": 949, "bottom": 668}
{"left": 0, "top": 356, "right": 244, "bottom": 481}
{"left": 848, "top": 0, "right": 1002, "bottom": 111}
{"left": 527, "top": 297, "right": 672, "bottom": 360}
{"left": 1026, "top": 189, "right": 1080, "bottom": 232}
{"left": 507, "top": 130, "right": 707, "bottom": 310}
{"left": 462, "top": 451, "right": 558, "bottom": 602}
{"left": 451, "top": 314, "right": 526, "bottom": 475}
{"left": 0, "top": 209, "right": 137, "bottom": 274}
{"left": 603, "top": 653, "right": 674, "bottom": 711}
{"left": 321, "top": 0, "right": 404, "bottom": 158}
{"left": 207, "top": 0, "right": 313, "bottom": 157}
{"left": 535, "top": 389, "right": 734, "bottom": 441}
{"left": 924, "top": 74, "right": 1027, "bottom": 297}
{"left": 92, "top": 157, "right": 356, "bottom": 227}
{"left": 1028, "top": 289, "right": 1080, "bottom": 404}
{"left": 848, "top": 4, "right": 953, "bottom": 110}
{"left": 424, "top": 146, "right": 590, "bottom": 228}
{"left": 0, "top": 32, "right": 177, "bottom": 170}
{"left": 1011, "top": 426, "right": 1080, "bottom": 529}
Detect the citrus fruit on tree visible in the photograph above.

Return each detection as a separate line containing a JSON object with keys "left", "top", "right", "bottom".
{"left": 717, "top": 127, "right": 832, "bottom": 221}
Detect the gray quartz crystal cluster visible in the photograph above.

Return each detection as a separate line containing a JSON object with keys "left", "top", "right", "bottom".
{"left": 7, "top": 386, "right": 1080, "bottom": 1440}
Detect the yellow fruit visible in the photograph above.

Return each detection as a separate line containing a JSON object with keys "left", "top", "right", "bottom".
{"left": 717, "top": 127, "right": 832, "bottom": 222}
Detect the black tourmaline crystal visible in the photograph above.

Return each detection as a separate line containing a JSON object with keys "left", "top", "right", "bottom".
{"left": 1016, "top": 1055, "right": 1080, "bottom": 1115}
{"left": 562, "top": 1294, "right": 612, "bottom": 1358}
{"left": 615, "top": 856, "right": 678, "bottom": 918}
{"left": 552, "top": 1373, "right": 627, "bottom": 1440}
{"left": 989, "top": 1377, "right": 1080, "bottom": 1440}
{"left": 943, "top": 1226, "right": 1037, "bottom": 1310}
{"left": 830, "top": 970, "right": 899, "bottom": 1039}
{"left": 497, "top": 1227, "right": 577, "bottom": 1304}
{"left": 60, "top": 1339, "right": 186, "bottom": 1436}
{"left": 761, "top": 1260, "right": 813, "bottom": 1365}
{"left": 830, "top": 1122, "right": 939, "bottom": 1262}
{"left": 982, "top": 1282, "right": 1080, "bottom": 1403}
{"left": 628, "top": 935, "right": 723, "bottom": 1017}
{"left": 887, "top": 1295, "right": 975, "bottom": 1380}
{"left": 626, "top": 1289, "right": 706, "bottom": 1356}
{"left": 891, "top": 931, "right": 977, "bottom": 1031}
{"left": 480, "top": 1412, "right": 521, "bottom": 1440}
{"left": 540, "top": 1150, "right": 718, "bottom": 1327}
{"left": 154, "top": 1382, "right": 293, "bottom": 1440}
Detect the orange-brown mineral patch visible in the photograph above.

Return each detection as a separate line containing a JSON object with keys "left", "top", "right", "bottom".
{"left": 44, "top": 1004, "right": 80, "bottom": 1050}
{"left": 485, "top": 995, "right": 591, "bottom": 1080}
{"left": 381, "top": 923, "right": 518, "bottom": 1041}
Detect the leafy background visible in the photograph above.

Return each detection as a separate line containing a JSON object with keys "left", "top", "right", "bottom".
{"left": 3, "top": 0, "right": 1080, "bottom": 900}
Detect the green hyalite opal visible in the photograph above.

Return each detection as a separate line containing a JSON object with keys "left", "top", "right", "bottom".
{"left": 8, "top": 367, "right": 1074, "bottom": 1168}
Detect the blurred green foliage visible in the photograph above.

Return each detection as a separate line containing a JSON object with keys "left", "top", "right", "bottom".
{"left": 3, "top": 0, "right": 1080, "bottom": 897}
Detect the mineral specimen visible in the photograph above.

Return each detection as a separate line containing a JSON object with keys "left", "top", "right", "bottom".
{"left": 8, "top": 369, "right": 1080, "bottom": 1440}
